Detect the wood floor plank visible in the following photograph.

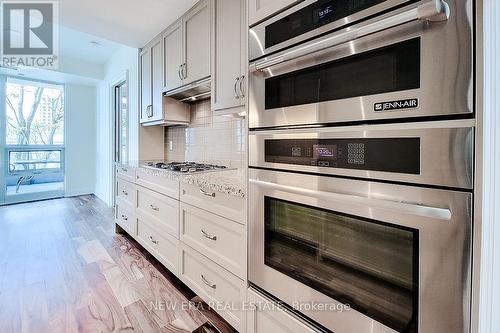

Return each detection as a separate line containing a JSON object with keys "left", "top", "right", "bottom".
{"left": 99, "top": 261, "right": 140, "bottom": 308}
{"left": 0, "top": 287, "right": 22, "bottom": 333}
{"left": 21, "top": 282, "right": 49, "bottom": 333}
{"left": 124, "top": 301, "right": 163, "bottom": 333}
{"left": 76, "top": 262, "right": 134, "bottom": 333}
{"left": 77, "top": 239, "right": 115, "bottom": 264}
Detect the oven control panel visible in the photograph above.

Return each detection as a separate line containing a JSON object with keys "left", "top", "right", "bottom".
{"left": 265, "top": 138, "right": 420, "bottom": 174}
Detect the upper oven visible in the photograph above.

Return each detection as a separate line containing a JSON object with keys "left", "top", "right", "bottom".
{"left": 248, "top": 0, "right": 473, "bottom": 129}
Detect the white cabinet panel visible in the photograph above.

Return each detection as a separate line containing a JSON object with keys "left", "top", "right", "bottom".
{"left": 180, "top": 203, "right": 246, "bottom": 278}
{"left": 248, "top": 0, "right": 299, "bottom": 26}
{"left": 139, "top": 47, "right": 152, "bottom": 123}
{"left": 178, "top": 243, "right": 246, "bottom": 331}
{"left": 184, "top": 0, "right": 211, "bottom": 83}
{"left": 212, "top": 0, "right": 246, "bottom": 112}
{"left": 151, "top": 38, "right": 164, "bottom": 121}
{"left": 163, "top": 19, "right": 184, "bottom": 91}
{"left": 247, "top": 288, "right": 319, "bottom": 333}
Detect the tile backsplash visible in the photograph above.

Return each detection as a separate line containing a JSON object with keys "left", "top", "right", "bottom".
{"left": 164, "top": 99, "right": 247, "bottom": 168}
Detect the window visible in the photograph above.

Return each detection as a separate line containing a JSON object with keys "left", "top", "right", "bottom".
{"left": 2, "top": 77, "right": 65, "bottom": 203}
{"left": 5, "top": 78, "right": 64, "bottom": 145}
{"left": 114, "top": 81, "right": 128, "bottom": 164}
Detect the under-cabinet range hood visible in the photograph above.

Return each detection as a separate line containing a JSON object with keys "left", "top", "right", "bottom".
{"left": 163, "top": 76, "right": 211, "bottom": 103}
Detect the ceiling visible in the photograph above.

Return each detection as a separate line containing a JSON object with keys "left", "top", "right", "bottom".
{"left": 59, "top": 26, "right": 122, "bottom": 64}
{"left": 59, "top": 0, "right": 199, "bottom": 48}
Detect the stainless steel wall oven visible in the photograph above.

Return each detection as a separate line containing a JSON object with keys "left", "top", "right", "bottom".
{"left": 248, "top": 0, "right": 473, "bottom": 129}
{"left": 247, "top": 1, "right": 474, "bottom": 332}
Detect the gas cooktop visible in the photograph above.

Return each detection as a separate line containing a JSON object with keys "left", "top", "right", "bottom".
{"left": 144, "top": 161, "right": 229, "bottom": 173}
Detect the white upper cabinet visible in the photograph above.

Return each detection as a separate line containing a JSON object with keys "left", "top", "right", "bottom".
{"left": 248, "top": 0, "right": 299, "bottom": 26}
{"left": 183, "top": 0, "right": 211, "bottom": 84}
{"left": 211, "top": 0, "right": 246, "bottom": 112}
{"left": 140, "top": 37, "right": 165, "bottom": 124}
{"left": 163, "top": 19, "right": 184, "bottom": 92}
{"left": 150, "top": 38, "right": 164, "bottom": 121}
{"left": 162, "top": 0, "right": 211, "bottom": 93}
{"left": 139, "top": 47, "right": 152, "bottom": 122}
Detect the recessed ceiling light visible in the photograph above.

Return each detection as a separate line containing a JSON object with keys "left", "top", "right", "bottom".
{"left": 90, "top": 41, "right": 101, "bottom": 47}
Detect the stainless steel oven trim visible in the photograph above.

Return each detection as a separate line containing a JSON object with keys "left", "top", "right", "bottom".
{"left": 249, "top": 0, "right": 415, "bottom": 61}
{"left": 248, "top": 0, "right": 473, "bottom": 129}
{"left": 249, "top": 120, "right": 474, "bottom": 189}
{"left": 248, "top": 168, "right": 472, "bottom": 333}
{"left": 250, "top": 0, "right": 449, "bottom": 71}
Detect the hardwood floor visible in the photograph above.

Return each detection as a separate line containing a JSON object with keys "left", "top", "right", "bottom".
{"left": 0, "top": 195, "right": 234, "bottom": 333}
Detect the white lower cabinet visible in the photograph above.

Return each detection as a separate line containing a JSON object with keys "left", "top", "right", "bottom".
{"left": 116, "top": 198, "right": 137, "bottom": 236}
{"left": 178, "top": 243, "right": 246, "bottom": 331}
{"left": 247, "top": 289, "right": 319, "bottom": 333}
{"left": 136, "top": 185, "right": 179, "bottom": 238}
{"left": 137, "top": 218, "right": 179, "bottom": 275}
{"left": 136, "top": 168, "right": 180, "bottom": 199}
{"left": 180, "top": 202, "right": 246, "bottom": 279}
{"left": 180, "top": 182, "right": 245, "bottom": 224}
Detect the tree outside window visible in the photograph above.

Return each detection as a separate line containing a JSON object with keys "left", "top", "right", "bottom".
{"left": 5, "top": 80, "right": 64, "bottom": 146}
{"left": 4, "top": 79, "right": 64, "bottom": 173}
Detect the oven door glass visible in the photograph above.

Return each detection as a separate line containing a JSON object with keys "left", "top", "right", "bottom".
{"left": 264, "top": 197, "right": 418, "bottom": 332}
{"left": 265, "top": 38, "right": 420, "bottom": 110}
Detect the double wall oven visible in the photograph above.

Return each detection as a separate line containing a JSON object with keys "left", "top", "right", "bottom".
{"left": 248, "top": 1, "right": 474, "bottom": 333}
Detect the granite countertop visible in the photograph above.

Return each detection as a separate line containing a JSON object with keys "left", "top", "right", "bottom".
{"left": 117, "top": 161, "right": 246, "bottom": 198}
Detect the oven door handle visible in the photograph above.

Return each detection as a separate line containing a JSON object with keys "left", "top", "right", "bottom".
{"left": 249, "top": 179, "right": 452, "bottom": 221}
{"left": 250, "top": 0, "right": 449, "bottom": 72}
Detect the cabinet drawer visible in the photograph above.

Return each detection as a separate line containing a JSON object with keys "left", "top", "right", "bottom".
{"left": 116, "top": 199, "right": 137, "bottom": 236}
{"left": 247, "top": 288, "right": 319, "bottom": 333}
{"left": 136, "top": 168, "right": 180, "bottom": 199}
{"left": 137, "top": 218, "right": 178, "bottom": 275}
{"left": 137, "top": 185, "right": 179, "bottom": 238}
{"left": 117, "top": 178, "right": 136, "bottom": 207}
{"left": 178, "top": 243, "right": 246, "bottom": 331}
{"left": 180, "top": 183, "right": 245, "bottom": 224}
{"left": 116, "top": 165, "right": 136, "bottom": 182}
{"left": 180, "top": 203, "right": 245, "bottom": 278}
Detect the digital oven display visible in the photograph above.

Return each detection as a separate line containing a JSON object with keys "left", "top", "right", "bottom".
{"left": 313, "top": 145, "right": 337, "bottom": 159}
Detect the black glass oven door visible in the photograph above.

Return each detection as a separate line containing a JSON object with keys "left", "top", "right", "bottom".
{"left": 264, "top": 197, "right": 419, "bottom": 332}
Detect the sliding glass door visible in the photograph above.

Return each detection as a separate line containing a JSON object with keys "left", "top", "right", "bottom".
{"left": 0, "top": 76, "right": 65, "bottom": 204}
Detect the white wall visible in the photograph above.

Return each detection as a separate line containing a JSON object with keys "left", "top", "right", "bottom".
{"left": 65, "top": 84, "right": 97, "bottom": 196}
{"left": 95, "top": 45, "right": 140, "bottom": 206}
{"left": 476, "top": 1, "right": 500, "bottom": 332}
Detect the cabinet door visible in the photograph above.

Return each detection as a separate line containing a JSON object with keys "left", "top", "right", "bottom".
{"left": 151, "top": 38, "right": 164, "bottom": 121}
{"left": 139, "top": 48, "right": 152, "bottom": 123}
{"left": 163, "top": 19, "right": 184, "bottom": 91}
{"left": 212, "top": 0, "right": 244, "bottom": 111}
{"left": 184, "top": 0, "right": 211, "bottom": 84}
{"left": 247, "top": 289, "right": 319, "bottom": 333}
{"left": 248, "top": 0, "right": 299, "bottom": 26}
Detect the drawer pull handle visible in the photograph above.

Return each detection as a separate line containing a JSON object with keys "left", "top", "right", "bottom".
{"left": 199, "top": 189, "right": 215, "bottom": 197}
{"left": 149, "top": 236, "right": 159, "bottom": 244}
{"left": 122, "top": 190, "right": 128, "bottom": 196}
{"left": 201, "top": 229, "right": 217, "bottom": 241}
{"left": 121, "top": 168, "right": 128, "bottom": 172}
{"left": 121, "top": 214, "right": 128, "bottom": 221}
{"left": 149, "top": 204, "right": 160, "bottom": 212}
{"left": 201, "top": 274, "right": 216, "bottom": 289}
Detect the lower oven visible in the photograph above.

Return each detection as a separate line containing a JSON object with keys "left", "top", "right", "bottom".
{"left": 248, "top": 121, "right": 473, "bottom": 333}
{"left": 248, "top": 169, "right": 471, "bottom": 333}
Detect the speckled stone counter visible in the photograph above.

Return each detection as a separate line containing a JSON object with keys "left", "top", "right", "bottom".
{"left": 181, "top": 169, "right": 246, "bottom": 198}
{"left": 116, "top": 161, "right": 246, "bottom": 198}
